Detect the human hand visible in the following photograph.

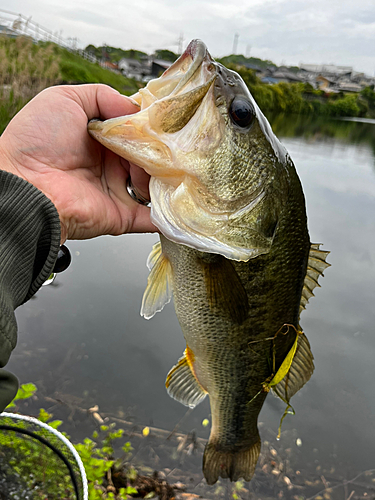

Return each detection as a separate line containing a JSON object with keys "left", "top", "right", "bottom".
{"left": 0, "top": 84, "right": 156, "bottom": 243}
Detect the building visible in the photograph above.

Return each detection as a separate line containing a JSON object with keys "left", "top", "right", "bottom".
{"left": 100, "top": 61, "right": 121, "bottom": 74}
{"left": 150, "top": 59, "right": 172, "bottom": 78}
{"left": 297, "top": 63, "right": 374, "bottom": 92}
{"left": 260, "top": 66, "right": 304, "bottom": 84}
{"left": 118, "top": 58, "right": 151, "bottom": 81}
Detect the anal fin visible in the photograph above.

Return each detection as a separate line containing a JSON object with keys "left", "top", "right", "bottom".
{"left": 165, "top": 348, "right": 207, "bottom": 408}
{"left": 141, "top": 241, "right": 173, "bottom": 320}
{"left": 272, "top": 332, "right": 314, "bottom": 402}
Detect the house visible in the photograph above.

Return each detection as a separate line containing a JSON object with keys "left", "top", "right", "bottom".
{"left": 316, "top": 75, "right": 338, "bottom": 92}
{"left": 297, "top": 62, "right": 373, "bottom": 92}
{"left": 271, "top": 70, "right": 304, "bottom": 83}
{"left": 336, "top": 81, "right": 363, "bottom": 93}
{"left": 243, "top": 63, "right": 263, "bottom": 75}
{"left": 299, "top": 63, "right": 353, "bottom": 78}
{"left": 150, "top": 59, "right": 172, "bottom": 78}
{"left": 118, "top": 58, "right": 151, "bottom": 81}
{"left": 100, "top": 61, "right": 121, "bottom": 74}
{"left": 260, "top": 66, "right": 303, "bottom": 84}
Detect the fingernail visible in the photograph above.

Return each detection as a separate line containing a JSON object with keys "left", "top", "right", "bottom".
{"left": 125, "top": 96, "right": 141, "bottom": 108}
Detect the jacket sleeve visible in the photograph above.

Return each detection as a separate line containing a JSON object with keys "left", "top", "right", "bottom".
{"left": 0, "top": 170, "right": 61, "bottom": 411}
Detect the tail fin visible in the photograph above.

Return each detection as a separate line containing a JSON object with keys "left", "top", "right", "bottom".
{"left": 203, "top": 439, "right": 261, "bottom": 485}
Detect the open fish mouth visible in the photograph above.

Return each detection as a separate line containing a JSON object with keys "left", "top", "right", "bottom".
{"left": 88, "top": 40, "right": 283, "bottom": 262}
{"left": 88, "top": 39, "right": 217, "bottom": 177}
{"left": 88, "top": 40, "right": 249, "bottom": 258}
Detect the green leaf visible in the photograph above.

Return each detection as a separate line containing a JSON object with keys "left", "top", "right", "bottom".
{"left": 122, "top": 442, "right": 132, "bottom": 454}
{"left": 5, "top": 382, "right": 37, "bottom": 408}
{"left": 127, "top": 466, "right": 137, "bottom": 481}
{"left": 235, "top": 479, "right": 244, "bottom": 491}
{"left": 100, "top": 446, "right": 113, "bottom": 455}
{"left": 38, "top": 408, "right": 53, "bottom": 423}
{"left": 48, "top": 419, "right": 63, "bottom": 429}
{"left": 126, "top": 486, "right": 139, "bottom": 494}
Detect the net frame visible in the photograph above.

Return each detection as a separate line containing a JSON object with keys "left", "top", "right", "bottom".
{"left": 0, "top": 411, "right": 88, "bottom": 500}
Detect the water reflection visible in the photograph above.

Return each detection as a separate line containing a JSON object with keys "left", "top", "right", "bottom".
{"left": 7, "top": 117, "right": 375, "bottom": 491}
{"left": 266, "top": 112, "right": 375, "bottom": 163}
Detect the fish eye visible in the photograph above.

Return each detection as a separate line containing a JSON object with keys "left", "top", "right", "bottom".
{"left": 229, "top": 97, "right": 255, "bottom": 128}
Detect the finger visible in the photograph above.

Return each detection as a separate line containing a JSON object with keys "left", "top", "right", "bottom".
{"left": 128, "top": 161, "right": 151, "bottom": 201}
{"left": 61, "top": 84, "right": 140, "bottom": 121}
{"left": 130, "top": 205, "right": 159, "bottom": 234}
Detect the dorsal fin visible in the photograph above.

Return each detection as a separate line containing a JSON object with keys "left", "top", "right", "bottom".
{"left": 299, "top": 243, "right": 330, "bottom": 316}
{"left": 272, "top": 332, "right": 314, "bottom": 402}
{"left": 165, "top": 347, "right": 207, "bottom": 408}
{"left": 141, "top": 241, "right": 173, "bottom": 319}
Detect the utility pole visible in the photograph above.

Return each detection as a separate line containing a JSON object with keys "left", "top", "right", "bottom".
{"left": 177, "top": 32, "right": 184, "bottom": 54}
{"left": 233, "top": 33, "right": 239, "bottom": 55}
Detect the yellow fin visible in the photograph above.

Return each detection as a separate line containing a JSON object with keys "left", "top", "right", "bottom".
{"left": 141, "top": 241, "right": 173, "bottom": 319}
{"left": 299, "top": 243, "right": 330, "bottom": 316}
{"left": 165, "top": 348, "right": 207, "bottom": 408}
{"left": 146, "top": 241, "right": 162, "bottom": 270}
{"left": 272, "top": 332, "right": 314, "bottom": 402}
{"left": 202, "top": 255, "right": 249, "bottom": 324}
{"left": 266, "top": 332, "right": 300, "bottom": 390}
{"left": 203, "top": 439, "right": 261, "bottom": 485}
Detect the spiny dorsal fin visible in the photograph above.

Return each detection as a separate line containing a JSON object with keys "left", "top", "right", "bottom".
{"left": 165, "top": 347, "right": 207, "bottom": 408}
{"left": 299, "top": 243, "right": 330, "bottom": 316}
{"left": 141, "top": 241, "right": 173, "bottom": 320}
{"left": 272, "top": 332, "right": 314, "bottom": 402}
{"left": 202, "top": 256, "right": 249, "bottom": 324}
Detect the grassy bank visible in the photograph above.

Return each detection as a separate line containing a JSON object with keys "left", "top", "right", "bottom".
{"left": 1, "top": 36, "right": 374, "bottom": 136}
{"left": 0, "top": 36, "right": 139, "bottom": 133}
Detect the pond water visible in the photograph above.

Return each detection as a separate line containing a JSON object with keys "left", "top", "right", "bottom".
{"left": 7, "top": 115, "right": 375, "bottom": 494}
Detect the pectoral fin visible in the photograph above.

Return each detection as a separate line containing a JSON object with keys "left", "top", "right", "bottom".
{"left": 202, "top": 256, "right": 249, "bottom": 324}
{"left": 272, "top": 332, "right": 314, "bottom": 402}
{"left": 141, "top": 241, "right": 173, "bottom": 319}
{"left": 165, "top": 347, "right": 207, "bottom": 408}
{"left": 300, "top": 243, "right": 330, "bottom": 316}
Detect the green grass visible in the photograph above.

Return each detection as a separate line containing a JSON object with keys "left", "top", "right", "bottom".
{"left": 56, "top": 45, "right": 139, "bottom": 94}
{"left": 0, "top": 37, "right": 139, "bottom": 133}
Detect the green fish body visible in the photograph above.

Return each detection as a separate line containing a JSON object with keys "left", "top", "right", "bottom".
{"left": 88, "top": 39, "right": 329, "bottom": 484}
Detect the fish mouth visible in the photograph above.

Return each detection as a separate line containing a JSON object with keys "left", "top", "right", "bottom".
{"left": 88, "top": 40, "right": 272, "bottom": 262}
{"left": 88, "top": 39, "right": 217, "bottom": 178}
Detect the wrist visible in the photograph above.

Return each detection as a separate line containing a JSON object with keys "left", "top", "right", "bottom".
{"left": 0, "top": 140, "right": 25, "bottom": 180}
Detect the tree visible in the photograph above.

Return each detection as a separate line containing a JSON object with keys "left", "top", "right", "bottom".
{"left": 153, "top": 49, "right": 178, "bottom": 62}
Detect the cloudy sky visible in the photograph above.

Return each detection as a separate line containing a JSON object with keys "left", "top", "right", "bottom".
{"left": 2, "top": 0, "right": 375, "bottom": 75}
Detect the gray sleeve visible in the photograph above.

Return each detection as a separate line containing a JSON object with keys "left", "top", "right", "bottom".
{"left": 0, "top": 170, "right": 61, "bottom": 411}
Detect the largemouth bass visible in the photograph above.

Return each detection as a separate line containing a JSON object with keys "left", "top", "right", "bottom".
{"left": 88, "top": 40, "right": 329, "bottom": 484}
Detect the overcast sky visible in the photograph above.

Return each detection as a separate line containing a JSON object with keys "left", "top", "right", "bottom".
{"left": 2, "top": 0, "right": 375, "bottom": 75}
